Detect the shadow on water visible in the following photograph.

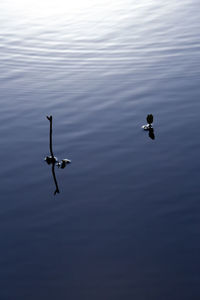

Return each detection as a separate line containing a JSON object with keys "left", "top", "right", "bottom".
{"left": 45, "top": 116, "right": 71, "bottom": 195}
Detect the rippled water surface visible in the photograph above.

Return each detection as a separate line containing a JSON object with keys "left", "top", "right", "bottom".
{"left": 1, "top": 0, "right": 200, "bottom": 299}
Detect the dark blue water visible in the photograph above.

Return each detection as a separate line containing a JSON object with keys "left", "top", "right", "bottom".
{"left": 1, "top": 0, "right": 200, "bottom": 299}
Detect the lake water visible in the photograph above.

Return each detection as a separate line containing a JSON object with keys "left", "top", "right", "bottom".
{"left": 1, "top": 0, "right": 200, "bottom": 299}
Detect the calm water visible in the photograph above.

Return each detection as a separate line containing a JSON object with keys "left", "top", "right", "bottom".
{"left": 1, "top": 0, "right": 200, "bottom": 299}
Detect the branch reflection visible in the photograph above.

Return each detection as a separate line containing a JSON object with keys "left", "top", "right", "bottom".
{"left": 148, "top": 127, "right": 155, "bottom": 140}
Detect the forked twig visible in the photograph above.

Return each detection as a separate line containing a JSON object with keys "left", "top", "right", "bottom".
{"left": 46, "top": 115, "right": 60, "bottom": 195}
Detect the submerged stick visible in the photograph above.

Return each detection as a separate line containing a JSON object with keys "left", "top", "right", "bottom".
{"left": 46, "top": 115, "right": 60, "bottom": 195}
